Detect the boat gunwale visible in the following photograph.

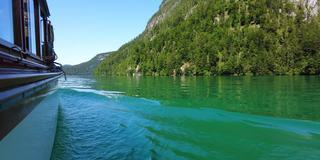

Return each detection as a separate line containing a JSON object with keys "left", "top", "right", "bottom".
{"left": 0, "top": 73, "right": 63, "bottom": 108}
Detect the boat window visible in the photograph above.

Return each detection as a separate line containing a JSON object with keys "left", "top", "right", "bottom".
{"left": 24, "top": 0, "right": 37, "bottom": 54}
{"left": 39, "top": 12, "right": 44, "bottom": 57}
{"left": 29, "top": 0, "right": 37, "bottom": 54}
{"left": 0, "top": 0, "right": 14, "bottom": 43}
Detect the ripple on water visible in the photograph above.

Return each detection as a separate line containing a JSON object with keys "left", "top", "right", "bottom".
{"left": 51, "top": 77, "right": 320, "bottom": 160}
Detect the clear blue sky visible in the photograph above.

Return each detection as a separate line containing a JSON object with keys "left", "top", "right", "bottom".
{"left": 47, "top": 0, "right": 162, "bottom": 65}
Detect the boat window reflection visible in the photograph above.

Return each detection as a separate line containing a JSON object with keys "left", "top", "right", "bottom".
{"left": 0, "top": 0, "right": 14, "bottom": 43}
{"left": 24, "top": 0, "right": 37, "bottom": 54}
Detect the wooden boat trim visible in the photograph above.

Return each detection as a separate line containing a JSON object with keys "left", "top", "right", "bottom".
{"left": 0, "top": 73, "right": 63, "bottom": 109}
{"left": 0, "top": 68, "right": 41, "bottom": 74}
{"left": 0, "top": 72, "right": 62, "bottom": 91}
{"left": 0, "top": 72, "right": 60, "bottom": 79}
{"left": 0, "top": 50, "right": 48, "bottom": 70}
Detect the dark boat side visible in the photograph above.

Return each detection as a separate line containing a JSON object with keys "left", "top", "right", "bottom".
{"left": 0, "top": 0, "right": 63, "bottom": 146}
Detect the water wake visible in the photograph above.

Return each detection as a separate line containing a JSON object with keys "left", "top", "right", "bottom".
{"left": 51, "top": 88, "right": 320, "bottom": 160}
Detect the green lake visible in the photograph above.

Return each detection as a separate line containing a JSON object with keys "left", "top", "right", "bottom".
{"left": 51, "top": 76, "right": 320, "bottom": 160}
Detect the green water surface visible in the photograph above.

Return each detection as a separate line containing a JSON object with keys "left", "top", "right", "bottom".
{"left": 51, "top": 76, "right": 320, "bottom": 160}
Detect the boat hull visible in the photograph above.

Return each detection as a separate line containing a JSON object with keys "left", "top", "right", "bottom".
{"left": 0, "top": 92, "right": 59, "bottom": 160}
{"left": 0, "top": 74, "right": 62, "bottom": 160}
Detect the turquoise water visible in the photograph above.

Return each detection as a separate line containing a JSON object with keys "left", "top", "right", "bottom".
{"left": 51, "top": 76, "right": 320, "bottom": 160}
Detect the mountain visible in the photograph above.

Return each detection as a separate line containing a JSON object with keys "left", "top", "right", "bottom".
{"left": 95, "top": 0, "right": 320, "bottom": 76}
{"left": 63, "top": 52, "right": 112, "bottom": 75}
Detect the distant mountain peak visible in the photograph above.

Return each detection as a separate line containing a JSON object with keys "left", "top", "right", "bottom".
{"left": 63, "top": 52, "right": 113, "bottom": 75}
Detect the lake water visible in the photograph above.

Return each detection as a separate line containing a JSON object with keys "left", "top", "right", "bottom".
{"left": 51, "top": 76, "right": 320, "bottom": 160}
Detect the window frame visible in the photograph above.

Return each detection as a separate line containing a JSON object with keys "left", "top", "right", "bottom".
{"left": 0, "top": 0, "right": 44, "bottom": 62}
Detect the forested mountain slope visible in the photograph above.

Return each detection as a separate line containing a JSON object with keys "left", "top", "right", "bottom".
{"left": 64, "top": 52, "right": 111, "bottom": 75}
{"left": 96, "top": 0, "right": 320, "bottom": 76}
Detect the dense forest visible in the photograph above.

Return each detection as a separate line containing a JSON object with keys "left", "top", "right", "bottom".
{"left": 95, "top": 0, "right": 320, "bottom": 76}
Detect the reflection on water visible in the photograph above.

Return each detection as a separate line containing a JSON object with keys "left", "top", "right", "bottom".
{"left": 94, "top": 76, "right": 320, "bottom": 120}
{"left": 51, "top": 76, "right": 320, "bottom": 160}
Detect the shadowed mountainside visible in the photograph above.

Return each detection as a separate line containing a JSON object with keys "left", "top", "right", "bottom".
{"left": 63, "top": 52, "right": 112, "bottom": 75}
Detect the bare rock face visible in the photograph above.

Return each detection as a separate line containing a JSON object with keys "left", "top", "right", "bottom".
{"left": 146, "top": 0, "right": 181, "bottom": 32}
{"left": 293, "top": 0, "right": 319, "bottom": 16}
{"left": 180, "top": 62, "right": 191, "bottom": 75}
{"left": 135, "top": 64, "right": 141, "bottom": 73}
{"left": 126, "top": 66, "right": 134, "bottom": 75}
{"left": 172, "top": 69, "right": 177, "bottom": 76}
